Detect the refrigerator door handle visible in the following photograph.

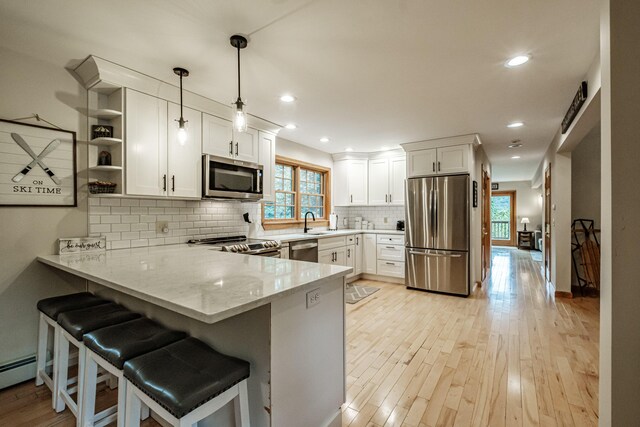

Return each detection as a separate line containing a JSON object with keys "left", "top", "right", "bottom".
{"left": 433, "top": 189, "right": 438, "bottom": 239}
{"left": 409, "top": 250, "right": 462, "bottom": 258}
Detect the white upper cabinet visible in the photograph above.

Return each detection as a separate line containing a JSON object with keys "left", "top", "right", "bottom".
{"left": 389, "top": 156, "right": 406, "bottom": 205}
{"left": 407, "top": 148, "right": 437, "bottom": 177}
{"left": 125, "top": 89, "right": 201, "bottom": 199}
{"left": 258, "top": 131, "right": 276, "bottom": 202}
{"left": 202, "top": 113, "right": 234, "bottom": 158}
{"left": 202, "top": 112, "right": 258, "bottom": 163}
{"left": 125, "top": 89, "right": 167, "bottom": 197}
{"left": 167, "top": 102, "right": 202, "bottom": 198}
{"left": 333, "top": 159, "right": 368, "bottom": 206}
{"left": 367, "top": 156, "right": 406, "bottom": 205}
{"left": 437, "top": 145, "right": 469, "bottom": 174}
{"left": 234, "top": 127, "right": 259, "bottom": 163}
{"left": 368, "top": 158, "right": 389, "bottom": 205}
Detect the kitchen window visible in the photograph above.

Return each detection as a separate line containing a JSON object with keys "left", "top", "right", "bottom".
{"left": 262, "top": 156, "right": 331, "bottom": 229}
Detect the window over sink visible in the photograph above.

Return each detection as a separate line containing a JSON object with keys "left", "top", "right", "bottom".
{"left": 262, "top": 156, "right": 331, "bottom": 230}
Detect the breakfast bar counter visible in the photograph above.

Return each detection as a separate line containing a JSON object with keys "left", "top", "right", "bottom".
{"left": 38, "top": 245, "right": 350, "bottom": 427}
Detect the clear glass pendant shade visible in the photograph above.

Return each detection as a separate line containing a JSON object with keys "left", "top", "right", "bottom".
{"left": 233, "top": 100, "right": 247, "bottom": 133}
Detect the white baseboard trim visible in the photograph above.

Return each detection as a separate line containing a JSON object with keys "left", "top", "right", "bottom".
{"left": 0, "top": 355, "right": 36, "bottom": 390}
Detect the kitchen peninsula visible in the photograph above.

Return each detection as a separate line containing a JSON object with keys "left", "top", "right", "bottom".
{"left": 38, "top": 244, "right": 350, "bottom": 427}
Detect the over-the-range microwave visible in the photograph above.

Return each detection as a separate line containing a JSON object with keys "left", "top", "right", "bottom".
{"left": 202, "top": 154, "right": 263, "bottom": 201}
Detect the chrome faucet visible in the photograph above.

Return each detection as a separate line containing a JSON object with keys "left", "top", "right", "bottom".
{"left": 304, "top": 211, "right": 316, "bottom": 233}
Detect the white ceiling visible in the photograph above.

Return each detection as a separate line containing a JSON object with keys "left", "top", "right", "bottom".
{"left": 0, "top": 0, "right": 600, "bottom": 181}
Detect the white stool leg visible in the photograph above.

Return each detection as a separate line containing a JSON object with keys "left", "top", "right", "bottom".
{"left": 124, "top": 381, "right": 142, "bottom": 427}
{"left": 116, "top": 373, "right": 126, "bottom": 427}
{"left": 35, "top": 313, "right": 48, "bottom": 387}
{"left": 51, "top": 323, "right": 61, "bottom": 410}
{"left": 234, "top": 380, "right": 250, "bottom": 427}
{"left": 141, "top": 403, "right": 150, "bottom": 420}
{"left": 76, "top": 345, "right": 86, "bottom": 427}
{"left": 55, "top": 331, "right": 69, "bottom": 413}
{"left": 81, "top": 351, "right": 98, "bottom": 427}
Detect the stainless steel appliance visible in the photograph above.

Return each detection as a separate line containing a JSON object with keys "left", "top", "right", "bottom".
{"left": 188, "top": 235, "right": 281, "bottom": 257}
{"left": 405, "top": 174, "right": 470, "bottom": 296}
{"left": 202, "top": 154, "right": 263, "bottom": 201}
{"left": 289, "top": 239, "right": 318, "bottom": 262}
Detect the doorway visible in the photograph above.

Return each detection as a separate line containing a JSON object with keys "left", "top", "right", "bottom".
{"left": 544, "top": 164, "right": 551, "bottom": 281}
{"left": 491, "top": 190, "right": 517, "bottom": 246}
{"left": 481, "top": 167, "right": 491, "bottom": 281}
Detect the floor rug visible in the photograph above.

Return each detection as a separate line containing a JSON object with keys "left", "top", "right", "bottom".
{"left": 345, "top": 284, "right": 380, "bottom": 304}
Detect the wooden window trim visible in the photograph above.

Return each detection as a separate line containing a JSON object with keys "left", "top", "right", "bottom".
{"left": 262, "top": 155, "right": 332, "bottom": 230}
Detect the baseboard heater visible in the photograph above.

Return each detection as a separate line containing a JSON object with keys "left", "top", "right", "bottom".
{"left": 0, "top": 355, "right": 36, "bottom": 390}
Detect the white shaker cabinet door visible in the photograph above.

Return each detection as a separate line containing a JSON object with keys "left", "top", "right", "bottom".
{"left": 354, "top": 234, "right": 364, "bottom": 275}
{"left": 233, "top": 127, "right": 259, "bottom": 163}
{"left": 333, "top": 160, "right": 349, "bottom": 206}
{"left": 407, "top": 148, "right": 437, "bottom": 178}
{"left": 125, "top": 89, "right": 167, "bottom": 196}
{"left": 346, "top": 244, "right": 356, "bottom": 278}
{"left": 389, "top": 156, "right": 406, "bottom": 205}
{"left": 368, "top": 158, "right": 389, "bottom": 205}
{"left": 363, "top": 234, "right": 377, "bottom": 274}
{"left": 258, "top": 131, "right": 276, "bottom": 202}
{"left": 202, "top": 113, "right": 233, "bottom": 158}
{"left": 437, "top": 145, "right": 469, "bottom": 174}
{"left": 167, "top": 102, "right": 202, "bottom": 198}
{"left": 348, "top": 159, "right": 368, "bottom": 205}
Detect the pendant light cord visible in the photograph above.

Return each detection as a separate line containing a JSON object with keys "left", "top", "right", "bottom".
{"left": 237, "top": 45, "right": 242, "bottom": 103}
{"left": 179, "top": 73, "right": 184, "bottom": 119}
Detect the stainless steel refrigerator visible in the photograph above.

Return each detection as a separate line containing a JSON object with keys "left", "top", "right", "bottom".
{"left": 405, "top": 174, "right": 470, "bottom": 296}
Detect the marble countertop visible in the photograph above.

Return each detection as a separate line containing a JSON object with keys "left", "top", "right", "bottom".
{"left": 38, "top": 245, "right": 351, "bottom": 324}
{"left": 273, "top": 229, "right": 405, "bottom": 243}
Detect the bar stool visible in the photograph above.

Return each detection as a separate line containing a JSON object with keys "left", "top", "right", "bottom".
{"left": 123, "top": 337, "right": 251, "bottom": 427}
{"left": 81, "top": 318, "right": 187, "bottom": 427}
{"left": 36, "top": 292, "right": 110, "bottom": 408}
{"left": 56, "top": 303, "right": 141, "bottom": 425}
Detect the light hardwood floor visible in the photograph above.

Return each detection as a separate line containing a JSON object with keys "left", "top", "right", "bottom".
{"left": 343, "top": 247, "right": 599, "bottom": 427}
{"left": 0, "top": 248, "right": 598, "bottom": 426}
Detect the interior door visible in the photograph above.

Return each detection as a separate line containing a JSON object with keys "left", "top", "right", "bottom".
{"left": 481, "top": 167, "right": 491, "bottom": 281}
{"left": 405, "top": 177, "right": 434, "bottom": 249}
{"left": 434, "top": 175, "right": 469, "bottom": 251}
{"left": 368, "top": 158, "right": 389, "bottom": 205}
{"left": 544, "top": 164, "right": 551, "bottom": 281}
{"left": 167, "top": 102, "right": 201, "bottom": 198}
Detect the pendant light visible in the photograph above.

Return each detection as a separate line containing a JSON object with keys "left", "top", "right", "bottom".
{"left": 173, "top": 67, "right": 189, "bottom": 145}
{"left": 230, "top": 34, "right": 248, "bottom": 133}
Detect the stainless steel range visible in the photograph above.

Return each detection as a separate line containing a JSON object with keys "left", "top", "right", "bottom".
{"left": 187, "top": 235, "right": 282, "bottom": 257}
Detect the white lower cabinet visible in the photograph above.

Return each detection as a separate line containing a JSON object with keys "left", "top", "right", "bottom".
{"left": 376, "top": 234, "right": 405, "bottom": 278}
{"left": 363, "top": 234, "right": 377, "bottom": 274}
{"left": 319, "top": 247, "right": 346, "bottom": 266}
{"left": 354, "top": 234, "right": 363, "bottom": 275}
{"left": 346, "top": 244, "right": 356, "bottom": 278}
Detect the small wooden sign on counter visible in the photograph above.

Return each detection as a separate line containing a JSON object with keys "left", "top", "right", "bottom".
{"left": 58, "top": 236, "right": 106, "bottom": 254}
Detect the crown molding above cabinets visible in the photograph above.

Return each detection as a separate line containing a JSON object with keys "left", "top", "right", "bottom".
{"left": 73, "top": 55, "right": 281, "bottom": 135}
{"left": 400, "top": 133, "right": 481, "bottom": 152}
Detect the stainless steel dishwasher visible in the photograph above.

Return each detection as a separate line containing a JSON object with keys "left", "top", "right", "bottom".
{"left": 289, "top": 239, "right": 318, "bottom": 262}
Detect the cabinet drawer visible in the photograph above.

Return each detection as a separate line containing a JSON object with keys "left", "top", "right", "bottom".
{"left": 318, "top": 236, "right": 347, "bottom": 251}
{"left": 376, "top": 260, "right": 405, "bottom": 278}
{"left": 377, "top": 244, "right": 404, "bottom": 262}
{"left": 376, "top": 234, "right": 405, "bottom": 246}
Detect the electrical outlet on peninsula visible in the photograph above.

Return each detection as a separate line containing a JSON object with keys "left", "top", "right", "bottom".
{"left": 306, "top": 288, "right": 320, "bottom": 308}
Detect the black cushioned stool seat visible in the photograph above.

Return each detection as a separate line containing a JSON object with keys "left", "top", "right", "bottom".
{"left": 57, "top": 303, "right": 141, "bottom": 341}
{"left": 123, "top": 337, "right": 250, "bottom": 419}
{"left": 83, "top": 318, "right": 187, "bottom": 369}
{"left": 37, "top": 292, "right": 110, "bottom": 320}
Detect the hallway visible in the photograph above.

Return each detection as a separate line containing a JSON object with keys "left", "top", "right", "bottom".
{"left": 343, "top": 248, "right": 599, "bottom": 426}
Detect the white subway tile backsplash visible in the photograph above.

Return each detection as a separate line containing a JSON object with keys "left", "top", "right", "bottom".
{"left": 111, "top": 240, "right": 131, "bottom": 249}
{"left": 157, "top": 200, "right": 172, "bottom": 207}
{"left": 89, "top": 215, "right": 100, "bottom": 224}
{"left": 112, "top": 224, "right": 131, "bottom": 232}
{"left": 92, "top": 206, "right": 110, "bottom": 215}
{"left": 121, "top": 231, "right": 140, "bottom": 240}
{"left": 100, "top": 198, "right": 121, "bottom": 207}
{"left": 130, "top": 239, "right": 149, "bottom": 248}
{"left": 140, "top": 200, "right": 157, "bottom": 207}
{"left": 101, "top": 215, "right": 121, "bottom": 224}
{"left": 90, "top": 224, "right": 110, "bottom": 233}
{"left": 120, "top": 199, "right": 140, "bottom": 207}
{"left": 121, "top": 215, "right": 140, "bottom": 223}
{"left": 131, "top": 207, "right": 149, "bottom": 214}
{"left": 148, "top": 208, "right": 164, "bottom": 214}
{"left": 131, "top": 223, "right": 148, "bottom": 231}
{"left": 139, "top": 215, "right": 156, "bottom": 223}
{"left": 111, "top": 207, "right": 131, "bottom": 215}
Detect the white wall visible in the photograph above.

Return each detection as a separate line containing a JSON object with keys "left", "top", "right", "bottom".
{"left": 494, "top": 181, "right": 543, "bottom": 231}
{"left": 571, "top": 125, "right": 601, "bottom": 227}
{"left": 471, "top": 145, "right": 490, "bottom": 286}
{"left": 0, "top": 46, "right": 87, "bottom": 386}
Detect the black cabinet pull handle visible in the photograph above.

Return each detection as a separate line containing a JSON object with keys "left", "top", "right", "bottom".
{"left": 350, "top": 195, "right": 353, "bottom": 203}
{"left": 438, "top": 161, "right": 441, "bottom": 171}
{"left": 171, "top": 175, "right": 175, "bottom": 192}
{"left": 235, "top": 142, "right": 239, "bottom": 156}
{"left": 433, "top": 162, "right": 435, "bottom": 172}
{"left": 389, "top": 194, "right": 392, "bottom": 203}
{"left": 229, "top": 141, "right": 233, "bottom": 156}
{"left": 162, "top": 174, "right": 167, "bottom": 192}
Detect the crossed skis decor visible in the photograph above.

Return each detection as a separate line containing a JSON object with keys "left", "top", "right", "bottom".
{"left": 0, "top": 119, "right": 76, "bottom": 207}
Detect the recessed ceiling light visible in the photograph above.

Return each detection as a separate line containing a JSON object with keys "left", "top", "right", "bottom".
{"left": 508, "top": 143, "right": 522, "bottom": 148}
{"left": 345, "top": 147, "right": 353, "bottom": 152}
{"left": 284, "top": 123, "right": 297, "bottom": 130}
{"left": 320, "top": 137, "right": 329, "bottom": 143}
{"left": 280, "top": 94, "right": 296, "bottom": 103}
{"left": 507, "top": 122, "right": 524, "bottom": 128}
{"left": 511, "top": 155, "right": 521, "bottom": 159}
{"left": 505, "top": 55, "right": 530, "bottom": 68}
